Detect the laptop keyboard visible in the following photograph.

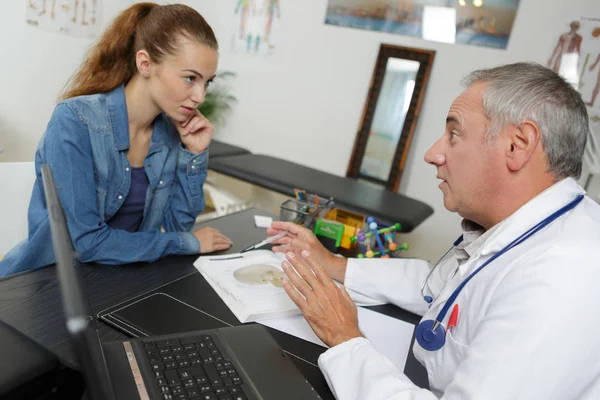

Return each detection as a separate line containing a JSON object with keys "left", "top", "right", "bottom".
{"left": 143, "top": 334, "right": 247, "bottom": 400}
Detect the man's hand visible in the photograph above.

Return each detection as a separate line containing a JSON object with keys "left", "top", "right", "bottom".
{"left": 281, "top": 250, "right": 363, "bottom": 347}
{"left": 193, "top": 227, "right": 232, "bottom": 253}
{"left": 174, "top": 109, "right": 213, "bottom": 154}
{"left": 268, "top": 221, "right": 347, "bottom": 283}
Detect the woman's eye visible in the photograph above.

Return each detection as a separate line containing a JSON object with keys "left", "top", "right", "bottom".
{"left": 205, "top": 80, "right": 213, "bottom": 88}
{"left": 450, "top": 131, "right": 458, "bottom": 139}
{"left": 184, "top": 76, "right": 196, "bottom": 84}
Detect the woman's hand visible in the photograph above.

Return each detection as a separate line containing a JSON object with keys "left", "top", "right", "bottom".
{"left": 174, "top": 109, "right": 213, "bottom": 154}
{"left": 193, "top": 227, "right": 232, "bottom": 253}
{"left": 267, "top": 221, "right": 347, "bottom": 283}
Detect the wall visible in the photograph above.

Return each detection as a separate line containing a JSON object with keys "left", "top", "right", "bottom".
{"left": 0, "top": 1, "right": 129, "bottom": 159}
{"left": 0, "top": 0, "right": 596, "bottom": 262}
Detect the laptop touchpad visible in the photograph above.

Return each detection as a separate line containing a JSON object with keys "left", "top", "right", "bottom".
{"left": 106, "top": 293, "right": 229, "bottom": 337}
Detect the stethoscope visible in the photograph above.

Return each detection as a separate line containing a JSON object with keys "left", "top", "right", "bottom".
{"left": 420, "top": 235, "right": 465, "bottom": 305}
{"left": 416, "top": 194, "right": 584, "bottom": 352}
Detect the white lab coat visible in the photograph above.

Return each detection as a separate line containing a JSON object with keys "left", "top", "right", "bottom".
{"left": 318, "top": 178, "right": 600, "bottom": 399}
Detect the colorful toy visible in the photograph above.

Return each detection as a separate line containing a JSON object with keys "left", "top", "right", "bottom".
{"left": 351, "top": 217, "right": 408, "bottom": 259}
{"left": 325, "top": 208, "right": 366, "bottom": 250}
{"left": 314, "top": 219, "right": 344, "bottom": 252}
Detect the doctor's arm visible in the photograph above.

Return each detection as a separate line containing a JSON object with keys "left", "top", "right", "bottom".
{"left": 281, "top": 250, "right": 437, "bottom": 399}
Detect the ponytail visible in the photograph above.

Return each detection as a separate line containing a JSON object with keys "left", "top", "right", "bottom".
{"left": 60, "top": 2, "right": 217, "bottom": 100}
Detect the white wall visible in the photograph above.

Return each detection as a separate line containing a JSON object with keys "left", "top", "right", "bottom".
{"left": 0, "top": 1, "right": 131, "bottom": 159}
{"left": 0, "top": 0, "right": 596, "bottom": 262}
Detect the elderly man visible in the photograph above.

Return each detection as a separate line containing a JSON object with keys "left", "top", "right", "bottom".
{"left": 268, "top": 62, "right": 600, "bottom": 399}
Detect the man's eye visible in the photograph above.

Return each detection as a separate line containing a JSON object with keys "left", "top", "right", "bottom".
{"left": 184, "top": 76, "right": 196, "bottom": 84}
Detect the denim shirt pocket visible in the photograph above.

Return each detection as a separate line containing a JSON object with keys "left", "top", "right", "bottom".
{"left": 153, "top": 171, "right": 175, "bottom": 193}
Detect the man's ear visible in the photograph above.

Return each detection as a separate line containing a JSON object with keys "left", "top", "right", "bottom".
{"left": 135, "top": 50, "right": 152, "bottom": 78}
{"left": 506, "top": 121, "right": 541, "bottom": 172}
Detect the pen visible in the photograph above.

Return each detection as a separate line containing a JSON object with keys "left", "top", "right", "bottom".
{"left": 447, "top": 304, "right": 459, "bottom": 333}
{"left": 208, "top": 255, "right": 244, "bottom": 261}
{"left": 240, "top": 231, "right": 288, "bottom": 253}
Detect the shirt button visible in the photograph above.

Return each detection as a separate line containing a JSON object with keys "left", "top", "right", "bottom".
{"left": 125, "top": 167, "right": 130, "bottom": 172}
{"left": 159, "top": 180, "right": 163, "bottom": 185}
{"left": 118, "top": 195, "right": 123, "bottom": 200}
{"left": 191, "top": 166, "right": 196, "bottom": 169}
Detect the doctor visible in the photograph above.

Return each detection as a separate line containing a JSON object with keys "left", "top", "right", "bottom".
{"left": 268, "top": 62, "right": 600, "bottom": 399}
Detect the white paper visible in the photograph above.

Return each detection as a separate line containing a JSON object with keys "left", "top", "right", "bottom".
{"left": 257, "top": 307, "right": 415, "bottom": 371}
{"left": 194, "top": 251, "right": 301, "bottom": 322}
{"left": 254, "top": 215, "right": 273, "bottom": 228}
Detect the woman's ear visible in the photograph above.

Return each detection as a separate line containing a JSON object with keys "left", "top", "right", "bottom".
{"left": 135, "top": 50, "right": 152, "bottom": 78}
{"left": 506, "top": 121, "right": 541, "bottom": 172}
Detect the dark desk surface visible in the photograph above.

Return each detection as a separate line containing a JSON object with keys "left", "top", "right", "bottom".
{"left": 208, "top": 154, "right": 434, "bottom": 231}
{"left": 0, "top": 208, "right": 428, "bottom": 398}
{"left": 209, "top": 140, "right": 251, "bottom": 158}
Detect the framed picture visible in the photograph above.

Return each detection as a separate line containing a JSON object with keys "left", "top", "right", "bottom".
{"left": 325, "top": 0, "right": 521, "bottom": 49}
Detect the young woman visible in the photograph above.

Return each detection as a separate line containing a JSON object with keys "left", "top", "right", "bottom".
{"left": 0, "top": 3, "right": 232, "bottom": 277}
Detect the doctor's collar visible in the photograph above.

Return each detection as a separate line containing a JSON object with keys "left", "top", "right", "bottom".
{"left": 477, "top": 178, "right": 584, "bottom": 257}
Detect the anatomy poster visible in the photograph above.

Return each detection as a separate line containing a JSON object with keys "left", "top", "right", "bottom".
{"left": 26, "top": 0, "right": 101, "bottom": 38}
{"left": 547, "top": 16, "right": 600, "bottom": 175}
{"left": 231, "top": 0, "right": 281, "bottom": 56}
{"left": 580, "top": 17, "right": 600, "bottom": 173}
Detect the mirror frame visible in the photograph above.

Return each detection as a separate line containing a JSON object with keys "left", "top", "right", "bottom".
{"left": 346, "top": 44, "right": 435, "bottom": 192}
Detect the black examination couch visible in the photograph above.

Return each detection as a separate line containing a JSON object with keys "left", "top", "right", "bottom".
{"left": 207, "top": 148, "right": 433, "bottom": 231}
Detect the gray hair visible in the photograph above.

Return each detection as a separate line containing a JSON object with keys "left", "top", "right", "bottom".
{"left": 462, "top": 62, "right": 589, "bottom": 180}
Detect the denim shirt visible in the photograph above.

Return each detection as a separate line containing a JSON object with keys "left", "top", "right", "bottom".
{"left": 0, "top": 85, "right": 207, "bottom": 277}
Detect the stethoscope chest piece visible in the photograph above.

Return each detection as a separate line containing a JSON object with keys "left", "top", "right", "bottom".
{"left": 416, "top": 319, "right": 446, "bottom": 351}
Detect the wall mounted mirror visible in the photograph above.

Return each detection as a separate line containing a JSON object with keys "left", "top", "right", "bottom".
{"left": 347, "top": 44, "right": 435, "bottom": 192}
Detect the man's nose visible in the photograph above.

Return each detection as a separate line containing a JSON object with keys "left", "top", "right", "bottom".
{"left": 424, "top": 138, "right": 446, "bottom": 166}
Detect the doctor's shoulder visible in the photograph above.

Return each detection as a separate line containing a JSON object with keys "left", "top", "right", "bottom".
{"left": 498, "top": 237, "right": 600, "bottom": 291}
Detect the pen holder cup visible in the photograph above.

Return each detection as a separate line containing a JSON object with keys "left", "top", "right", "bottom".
{"left": 280, "top": 199, "right": 318, "bottom": 228}
{"left": 303, "top": 194, "right": 334, "bottom": 219}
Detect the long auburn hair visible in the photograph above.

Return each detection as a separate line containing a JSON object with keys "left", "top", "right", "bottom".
{"left": 60, "top": 2, "right": 218, "bottom": 100}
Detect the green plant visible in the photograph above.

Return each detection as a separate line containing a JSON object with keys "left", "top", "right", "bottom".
{"left": 197, "top": 71, "right": 237, "bottom": 126}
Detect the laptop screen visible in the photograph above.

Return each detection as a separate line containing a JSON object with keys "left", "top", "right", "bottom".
{"left": 42, "top": 164, "right": 116, "bottom": 400}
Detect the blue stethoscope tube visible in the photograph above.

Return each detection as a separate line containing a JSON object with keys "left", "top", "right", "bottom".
{"left": 416, "top": 194, "right": 584, "bottom": 351}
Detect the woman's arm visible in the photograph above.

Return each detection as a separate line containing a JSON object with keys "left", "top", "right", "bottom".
{"left": 160, "top": 144, "right": 208, "bottom": 232}
{"left": 41, "top": 103, "right": 200, "bottom": 264}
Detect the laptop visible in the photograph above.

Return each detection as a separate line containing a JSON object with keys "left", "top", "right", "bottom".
{"left": 42, "top": 164, "right": 321, "bottom": 400}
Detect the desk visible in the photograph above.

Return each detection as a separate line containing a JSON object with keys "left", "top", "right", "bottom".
{"left": 0, "top": 208, "right": 428, "bottom": 399}
{"left": 209, "top": 154, "right": 433, "bottom": 231}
